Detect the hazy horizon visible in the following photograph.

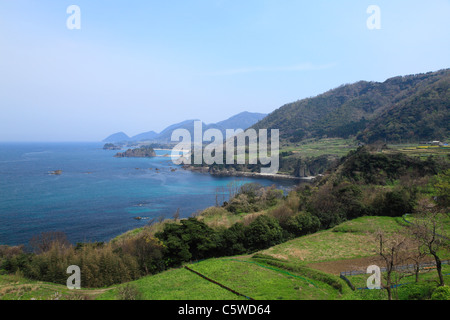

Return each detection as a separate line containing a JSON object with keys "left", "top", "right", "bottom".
{"left": 1, "top": 1, "right": 449, "bottom": 142}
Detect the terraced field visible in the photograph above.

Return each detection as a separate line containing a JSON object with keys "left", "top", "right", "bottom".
{"left": 96, "top": 258, "right": 345, "bottom": 300}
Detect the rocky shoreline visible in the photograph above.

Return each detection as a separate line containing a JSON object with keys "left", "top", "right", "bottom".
{"left": 182, "top": 165, "right": 318, "bottom": 181}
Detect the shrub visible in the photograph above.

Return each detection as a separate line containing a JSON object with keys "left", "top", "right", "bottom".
{"left": 225, "top": 184, "right": 284, "bottom": 214}
{"left": 398, "top": 282, "right": 436, "bottom": 300}
{"left": 431, "top": 286, "right": 450, "bottom": 300}
{"left": 370, "top": 187, "right": 416, "bottom": 217}
{"left": 200, "top": 206, "right": 229, "bottom": 217}
{"left": 117, "top": 284, "right": 143, "bottom": 300}
{"left": 226, "top": 194, "right": 252, "bottom": 214}
{"left": 239, "top": 183, "right": 264, "bottom": 199}
{"left": 269, "top": 204, "right": 295, "bottom": 227}
{"left": 283, "top": 212, "right": 321, "bottom": 237}
{"left": 0, "top": 245, "right": 24, "bottom": 260}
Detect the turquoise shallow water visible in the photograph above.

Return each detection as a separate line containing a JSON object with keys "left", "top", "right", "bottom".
{"left": 0, "top": 142, "right": 297, "bottom": 246}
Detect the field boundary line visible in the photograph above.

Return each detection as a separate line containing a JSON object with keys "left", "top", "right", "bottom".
{"left": 184, "top": 266, "right": 254, "bottom": 300}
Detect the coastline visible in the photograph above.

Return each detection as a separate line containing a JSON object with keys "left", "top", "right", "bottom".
{"left": 182, "top": 165, "right": 318, "bottom": 182}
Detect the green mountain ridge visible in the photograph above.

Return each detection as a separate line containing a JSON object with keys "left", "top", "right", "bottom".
{"left": 103, "top": 112, "right": 268, "bottom": 144}
{"left": 252, "top": 69, "right": 450, "bottom": 144}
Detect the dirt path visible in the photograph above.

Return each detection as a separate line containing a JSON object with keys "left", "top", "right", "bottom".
{"left": 0, "top": 281, "right": 113, "bottom": 300}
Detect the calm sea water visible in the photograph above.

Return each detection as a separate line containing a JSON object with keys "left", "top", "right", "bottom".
{"left": 0, "top": 142, "right": 298, "bottom": 246}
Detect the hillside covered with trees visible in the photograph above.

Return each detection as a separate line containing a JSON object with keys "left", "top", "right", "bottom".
{"left": 252, "top": 69, "right": 449, "bottom": 144}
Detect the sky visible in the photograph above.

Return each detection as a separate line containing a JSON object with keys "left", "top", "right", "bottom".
{"left": 0, "top": 0, "right": 449, "bottom": 142}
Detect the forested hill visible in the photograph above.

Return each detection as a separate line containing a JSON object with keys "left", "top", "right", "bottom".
{"left": 252, "top": 69, "right": 449, "bottom": 144}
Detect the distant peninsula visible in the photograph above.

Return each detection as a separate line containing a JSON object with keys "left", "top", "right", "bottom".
{"left": 114, "top": 146, "right": 156, "bottom": 158}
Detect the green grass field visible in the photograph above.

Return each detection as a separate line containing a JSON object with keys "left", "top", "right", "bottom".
{"left": 385, "top": 143, "right": 450, "bottom": 159}
{"left": 187, "top": 258, "right": 343, "bottom": 300}
{"left": 96, "top": 266, "right": 246, "bottom": 300}
{"left": 94, "top": 257, "right": 345, "bottom": 301}
{"left": 280, "top": 138, "right": 358, "bottom": 158}
{"left": 259, "top": 216, "right": 406, "bottom": 265}
{"left": 280, "top": 138, "right": 450, "bottom": 160}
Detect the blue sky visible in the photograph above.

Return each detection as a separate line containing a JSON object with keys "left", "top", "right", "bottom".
{"left": 1, "top": 0, "right": 449, "bottom": 141}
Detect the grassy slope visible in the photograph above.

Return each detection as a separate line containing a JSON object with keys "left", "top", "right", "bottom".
{"left": 96, "top": 267, "right": 246, "bottom": 301}
{"left": 0, "top": 273, "right": 110, "bottom": 300}
{"left": 96, "top": 258, "right": 343, "bottom": 300}
{"left": 95, "top": 215, "right": 450, "bottom": 300}
{"left": 260, "top": 216, "right": 405, "bottom": 264}
{"left": 386, "top": 143, "right": 450, "bottom": 160}
{"left": 1, "top": 215, "right": 448, "bottom": 300}
{"left": 280, "top": 138, "right": 359, "bottom": 158}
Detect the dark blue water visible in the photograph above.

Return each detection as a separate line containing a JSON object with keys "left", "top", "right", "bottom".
{"left": 0, "top": 142, "right": 298, "bottom": 246}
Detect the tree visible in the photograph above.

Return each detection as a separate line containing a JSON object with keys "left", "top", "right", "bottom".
{"left": 381, "top": 189, "right": 415, "bottom": 217}
{"left": 155, "top": 218, "right": 220, "bottom": 266}
{"left": 409, "top": 212, "right": 449, "bottom": 287}
{"left": 407, "top": 237, "right": 429, "bottom": 283}
{"left": 219, "top": 223, "right": 247, "bottom": 256}
{"left": 173, "top": 208, "right": 180, "bottom": 221}
{"left": 244, "top": 215, "right": 284, "bottom": 252}
{"left": 119, "top": 231, "right": 165, "bottom": 275}
{"left": 227, "top": 179, "right": 243, "bottom": 200}
{"left": 283, "top": 212, "right": 321, "bottom": 238}
{"left": 375, "top": 230, "right": 409, "bottom": 300}
{"left": 29, "top": 231, "right": 71, "bottom": 254}
{"left": 432, "top": 169, "right": 450, "bottom": 209}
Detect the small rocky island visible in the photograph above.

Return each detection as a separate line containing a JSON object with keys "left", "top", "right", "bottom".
{"left": 103, "top": 143, "right": 121, "bottom": 150}
{"left": 114, "top": 145, "right": 157, "bottom": 158}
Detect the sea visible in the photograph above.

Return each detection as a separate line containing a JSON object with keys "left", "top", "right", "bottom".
{"left": 0, "top": 142, "right": 299, "bottom": 247}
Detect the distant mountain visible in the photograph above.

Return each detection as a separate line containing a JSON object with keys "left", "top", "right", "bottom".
{"left": 102, "top": 112, "right": 268, "bottom": 143}
{"left": 153, "top": 112, "right": 268, "bottom": 143}
{"left": 130, "top": 131, "right": 158, "bottom": 141}
{"left": 102, "top": 132, "right": 130, "bottom": 143}
{"left": 252, "top": 69, "right": 449, "bottom": 143}
{"left": 152, "top": 119, "right": 204, "bottom": 143}
{"left": 215, "top": 111, "right": 267, "bottom": 132}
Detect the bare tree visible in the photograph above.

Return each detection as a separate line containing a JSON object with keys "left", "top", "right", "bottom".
{"left": 406, "top": 237, "right": 429, "bottom": 283}
{"left": 157, "top": 215, "right": 166, "bottom": 224}
{"left": 0, "top": 245, "right": 24, "bottom": 259}
{"left": 29, "top": 231, "right": 71, "bottom": 254}
{"left": 215, "top": 186, "right": 223, "bottom": 207}
{"left": 409, "top": 212, "right": 449, "bottom": 287}
{"left": 146, "top": 217, "right": 157, "bottom": 228}
{"left": 173, "top": 208, "right": 180, "bottom": 221}
{"left": 227, "top": 178, "right": 243, "bottom": 200}
{"left": 215, "top": 187, "right": 219, "bottom": 207}
{"left": 375, "top": 230, "right": 409, "bottom": 300}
